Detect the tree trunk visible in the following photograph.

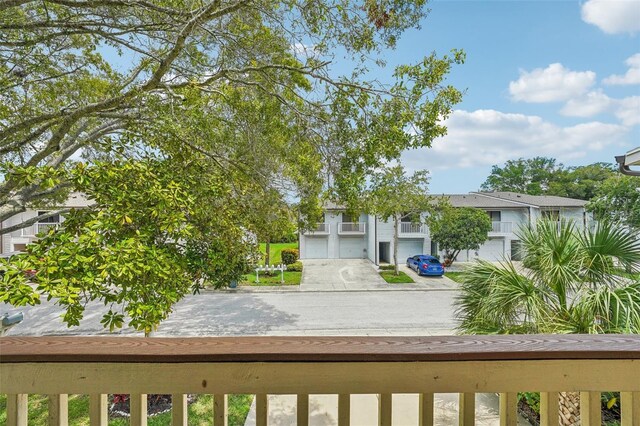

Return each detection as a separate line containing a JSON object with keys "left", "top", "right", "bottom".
{"left": 265, "top": 239, "right": 271, "bottom": 266}
{"left": 393, "top": 215, "right": 399, "bottom": 275}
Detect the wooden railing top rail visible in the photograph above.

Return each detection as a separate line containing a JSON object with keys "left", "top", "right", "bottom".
{"left": 1, "top": 335, "right": 639, "bottom": 363}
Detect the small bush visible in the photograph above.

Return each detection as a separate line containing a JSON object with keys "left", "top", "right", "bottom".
{"left": 275, "top": 233, "right": 298, "bottom": 243}
{"left": 379, "top": 264, "right": 396, "bottom": 270}
{"left": 281, "top": 248, "right": 299, "bottom": 265}
{"left": 287, "top": 261, "right": 303, "bottom": 272}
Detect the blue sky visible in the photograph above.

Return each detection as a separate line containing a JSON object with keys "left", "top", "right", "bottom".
{"left": 371, "top": 0, "right": 640, "bottom": 194}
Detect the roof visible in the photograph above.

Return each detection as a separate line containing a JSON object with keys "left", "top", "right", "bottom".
{"left": 433, "top": 194, "right": 528, "bottom": 209}
{"left": 477, "top": 192, "right": 588, "bottom": 208}
{"left": 322, "top": 201, "right": 346, "bottom": 210}
{"left": 64, "top": 192, "right": 93, "bottom": 208}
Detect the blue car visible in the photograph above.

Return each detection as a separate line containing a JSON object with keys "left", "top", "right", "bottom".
{"left": 406, "top": 255, "right": 445, "bottom": 276}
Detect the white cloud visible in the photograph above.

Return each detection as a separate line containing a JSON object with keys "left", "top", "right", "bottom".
{"left": 509, "top": 63, "right": 596, "bottom": 103}
{"left": 581, "top": 0, "right": 640, "bottom": 34}
{"left": 560, "top": 91, "right": 640, "bottom": 126}
{"left": 603, "top": 53, "right": 640, "bottom": 85}
{"left": 290, "top": 42, "right": 317, "bottom": 59}
{"left": 615, "top": 96, "right": 640, "bottom": 126}
{"left": 401, "top": 109, "right": 629, "bottom": 170}
{"left": 560, "top": 90, "right": 613, "bottom": 117}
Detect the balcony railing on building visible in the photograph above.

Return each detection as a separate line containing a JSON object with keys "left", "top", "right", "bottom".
{"left": 338, "top": 222, "right": 366, "bottom": 235}
{"left": 18, "top": 223, "right": 59, "bottom": 237}
{"left": 1, "top": 334, "right": 639, "bottom": 426}
{"left": 303, "top": 223, "right": 330, "bottom": 235}
{"left": 489, "top": 221, "right": 513, "bottom": 233}
{"left": 399, "top": 222, "right": 426, "bottom": 235}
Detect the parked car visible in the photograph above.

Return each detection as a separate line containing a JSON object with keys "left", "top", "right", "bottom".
{"left": 406, "top": 255, "right": 445, "bottom": 276}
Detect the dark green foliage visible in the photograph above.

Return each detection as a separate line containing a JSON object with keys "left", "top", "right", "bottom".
{"left": 286, "top": 261, "right": 303, "bottom": 272}
{"left": 428, "top": 204, "right": 492, "bottom": 266}
{"left": 481, "top": 158, "right": 616, "bottom": 200}
{"left": 280, "top": 248, "right": 299, "bottom": 265}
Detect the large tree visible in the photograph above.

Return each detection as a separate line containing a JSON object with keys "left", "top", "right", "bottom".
{"left": 481, "top": 158, "right": 616, "bottom": 200}
{"left": 0, "top": 0, "right": 464, "bottom": 332}
{"left": 427, "top": 203, "right": 492, "bottom": 266}
{"left": 480, "top": 157, "right": 564, "bottom": 195}
{"left": 365, "top": 165, "right": 432, "bottom": 275}
{"left": 588, "top": 175, "right": 640, "bottom": 229}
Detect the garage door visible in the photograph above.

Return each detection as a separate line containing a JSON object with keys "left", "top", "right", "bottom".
{"left": 475, "top": 238, "right": 505, "bottom": 261}
{"left": 339, "top": 237, "right": 365, "bottom": 258}
{"left": 304, "top": 237, "right": 328, "bottom": 259}
{"left": 397, "top": 239, "right": 424, "bottom": 261}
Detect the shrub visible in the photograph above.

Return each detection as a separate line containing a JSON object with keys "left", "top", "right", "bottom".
{"left": 379, "top": 264, "right": 396, "bottom": 271}
{"left": 281, "top": 248, "right": 299, "bottom": 265}
{"left": 287, "top": 261, "right": 303, "bottom": 272}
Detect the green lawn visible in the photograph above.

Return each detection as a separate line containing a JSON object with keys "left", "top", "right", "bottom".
{"left": 0, "top": 394, "right": 252, "bottom": 426}
{"left": 380, "top": 271, "right": 415, "bottom": 283}
{"left": 241, "top": 271, "right": 301, "bottom": 286}
{"left": 444, "top": 272, "right": 465, "bottom": 283}
{"left": 258, "top": 242, "right": 297, "bottom": 265}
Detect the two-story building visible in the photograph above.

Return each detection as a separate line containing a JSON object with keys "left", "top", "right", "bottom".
{"left": 0, "top": 192, "right": 92, "bottom": 254}
{"left": 300, "top": 191, "right": 591, "bottom": 264}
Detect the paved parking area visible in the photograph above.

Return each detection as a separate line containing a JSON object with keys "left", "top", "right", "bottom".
{"left": 399, "top": 264, "right": 459, "bottom": 289}
{"left": 300, "top": 259, "right": 388, "bottom": 291}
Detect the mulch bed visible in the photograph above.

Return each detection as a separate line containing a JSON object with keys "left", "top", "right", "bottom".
{"left": 110, "top": 394, "right": 196, "bottom": 417}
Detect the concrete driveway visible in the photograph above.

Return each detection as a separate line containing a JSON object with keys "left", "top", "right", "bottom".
{"left": 399, "top": 264, "right": 459, "bottom": 289}
{"left": 300, "top": 259, "right": 388, "bottom": 291}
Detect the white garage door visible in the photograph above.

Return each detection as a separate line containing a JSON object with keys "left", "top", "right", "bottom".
{"left": 304, "top": 238, "right": 328, "bottom": 259}
{"left": 397, "top": 239, "right": 424, "bottom": 262}
{"left": 339, "top": 237, "right": 365, "bottom": 258}
{"left": 475, "top": 238, "right": 505, "bottom": 261}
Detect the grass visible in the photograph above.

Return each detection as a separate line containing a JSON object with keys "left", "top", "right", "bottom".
{"left": 444, "top": 272, "right": 465, "bottom": 283}
{"left": 240, "top": 270, "right": 302, "bottom": 286}
{"left": 0, "top": 394, "right": 253, "bottom": 426}
{"left": 259, "top": 242, "right": 297, "bottom": 265}
{"left": 379, "top": 271, "right": 415, "bottom": 283}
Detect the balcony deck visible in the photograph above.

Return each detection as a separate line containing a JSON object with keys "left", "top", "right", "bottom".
{"left": 1, "top": 334, "right": 639, "bottom": 425}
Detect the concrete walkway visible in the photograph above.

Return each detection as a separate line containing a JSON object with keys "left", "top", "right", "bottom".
{"left": 244, "top": 393, "right": 531, "bottom": 425}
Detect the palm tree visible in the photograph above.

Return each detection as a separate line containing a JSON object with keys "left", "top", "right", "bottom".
{"left": 455, "top": 220, "right": 640, "bottom": 424}
{"left": 456, "top": 220, "right": 640, "bottom": 334}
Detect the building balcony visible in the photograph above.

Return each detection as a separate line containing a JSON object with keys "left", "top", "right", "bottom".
{"left": 399, "top": 222, "right": 427, "bottom": 236}
{"left": 18, "top": 223, "right": 59, "bottom": 237}
{"left": 489, "top": 221, "right": 513, "bottom": 234}
{"left": 1, "top": 335, "right": 639, "bottom": 425}
{"left": 338, "top": 222, "right": 366, "bottom": 235}
{"left": 302, "top": 223, "right": 330, "bottom": 236}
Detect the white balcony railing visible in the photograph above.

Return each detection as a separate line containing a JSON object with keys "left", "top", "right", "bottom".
{"left": 490, "top": 221, "right": 513, "bottom": 233}
{"left": 17, "top": 223, "right": 59, "bottom": 237}
{"left": 36, "top": 223, "right": 58, "bottom": 235}
{"left": 338, "top": 222, "right": 366, "bottom": 234}
{"left": 303, "top": 223, "right": 330, "bottom": 235}
{"left": 1, "top": 335, "right": 639, "bottom": 426}
{"left": 400, "top": 222, "right": 426, "bottom": 234}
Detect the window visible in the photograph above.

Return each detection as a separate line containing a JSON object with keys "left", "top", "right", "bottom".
{"left": 542, "top": 210, "right": 560, "bottom": 221}
{"left": 401, "top": 212, "right": 419, "bottom": 223}
{"left": 37, "top": 211, "right": 60, "bottom": 224}
{"left": 487, "top": 211, "right": 501, "bottom": 222}
{"left": 341, "top": 212, "right": 358, "bottom": 223}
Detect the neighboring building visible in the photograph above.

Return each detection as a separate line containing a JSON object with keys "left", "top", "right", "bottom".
{"left": 0, "top": 193, "right": 92, "bottom": 254}
{"left": 299, "top": 191, "right": 592, "bottom": 264}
